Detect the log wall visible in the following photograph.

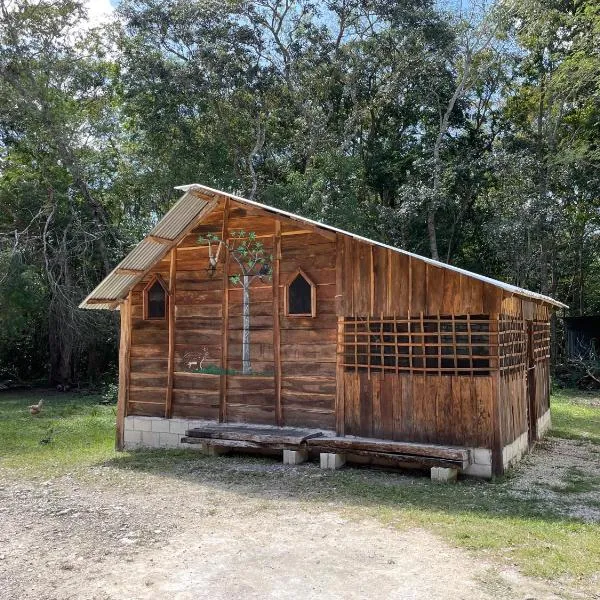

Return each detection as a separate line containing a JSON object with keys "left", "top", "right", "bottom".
{"left": 125, "top": 198, "right": 337, "bottom": 429}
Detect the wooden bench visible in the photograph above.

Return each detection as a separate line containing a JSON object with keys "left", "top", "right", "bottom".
{"left": 182, "top": 423, "right": 471, "bottom": 472}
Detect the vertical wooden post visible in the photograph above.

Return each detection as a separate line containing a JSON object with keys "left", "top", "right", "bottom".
{"left": 165, "top": 247, "right": 177, "bottom": 418}
{"left": 273, "top": 220, "right": 282, "bottom": 426}
{"left": 116, "top": 293, "right": 132, "bottom": 450}
{"left": 490, "top": 312, "right": 504, "bottom": 476}
{"left": 219, "top": 198, "right": 230, "bottom": 422}
{"left": 335, "top": 234, "right": 345, "bottom": 436}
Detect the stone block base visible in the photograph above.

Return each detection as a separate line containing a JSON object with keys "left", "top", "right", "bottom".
{"left": 320, "top": 452, "right": 346, "bottom": 470}
{"left": 283, "top": 449, "right": 308, "bottom": 465}
{"left": 537, "top": 409, "right": 552, "bottom": 438}
{"left": 123, "top": 416, "right": 214, "bottom": 450}
{"left": 503, "top": 430, "right": 529, "bottom": 470}
{"left": 431, "top": 467, "right": 458, "bottom": 483}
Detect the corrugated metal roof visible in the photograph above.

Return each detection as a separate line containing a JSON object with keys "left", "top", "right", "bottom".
{"left": 79, "top": 193, "right": 211, "bottom": 309}
{"left": 150, "top": 194, "right": 208, "bottom": 239}
{"left": 80, "top": 183, "right": 567, "bottom": 310}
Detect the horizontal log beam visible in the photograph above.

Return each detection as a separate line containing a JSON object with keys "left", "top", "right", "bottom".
{"left": 310, "top": 447, "right": 468, "bottom": 469}
{"left": 181, "top": 437, "right": 295, "bottom": 450}
{"left": 147, "top": 234, "right": 173, "bottom": 244}
{"left": 185, "top": 425, "right": 323, "bottom": 445}
{"left": 115, "top": 267, "right": 145, "bottom": 275}
{"left": 306, "top": 436, "right": 470, "bottom": 462}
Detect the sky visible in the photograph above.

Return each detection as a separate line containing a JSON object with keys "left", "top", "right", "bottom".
{"left": 85, "top": 0, "right": 115, "bottom": 26}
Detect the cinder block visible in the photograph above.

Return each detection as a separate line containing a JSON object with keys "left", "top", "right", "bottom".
{"left": 141, "top": 430, "right": 160, "bottom": 447}
{"left": 124, "top": 416, "right": 136, "bottom": 431}
{"left": 124, "top": 429, "right": 142, "bottom": 447}
{"left": 134, "top": 417, "right": 152, "bottom": 432}
{"left": 151, "top": 419, "right": 171, "bottom": 433}
{"left": 319, "top": 453, "right": 346, "bottom": 470}
{"left": 431, "top": 467, "right": 458, "bottom": 483}
{"left": 169, "top": 420, "right": 188, "bottom": 434}
{"left": 472, "top": 448, "right": 492, "bottom": 465}
{"left": 463, "top": 463, "right": 492, "bottom": 479}
{"left": 159, "top": 432, "right": 180, "bottom": 448}
{"left": 283, "top": 449, "right": 308, "bottom": 465}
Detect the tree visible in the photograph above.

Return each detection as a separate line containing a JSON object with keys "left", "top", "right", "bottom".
{"left": 200, "top": 231, "right": 272, "bottom": 374}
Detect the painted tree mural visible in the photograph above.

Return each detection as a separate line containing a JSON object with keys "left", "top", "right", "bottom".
{"left": 200, "top": 231, "right": 272, "bottom": 374}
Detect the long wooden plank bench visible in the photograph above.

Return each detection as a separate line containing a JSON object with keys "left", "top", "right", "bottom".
{"left": 184, "top": 424, "right": 324, "bottom": 448}
{"left": 306, "top": 436, "right": 470, "bottom": 470}
{"left": 182, "top": 423, "right": 471, "bottom": 471}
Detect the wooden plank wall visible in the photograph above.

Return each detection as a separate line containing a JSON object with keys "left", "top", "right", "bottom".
{"left": 125, "top": 198, "right": 337, "bottom": 429}
{"left": 497, "top": 296, "right": 552, "bottom": 446}
{"left": 342, "top": 371, "right": 494, "bottom": 447}
{"left": 338, "top": 236, "right": 503, "bottom": 448}
{"left": 279, "top": 224, "right": 337, "bottom": 430}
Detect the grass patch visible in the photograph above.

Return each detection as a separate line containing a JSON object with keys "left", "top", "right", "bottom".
{"left": 550, "top": 388, "right": 600, "bottom": 444}
{"left": 548, "top": 468, "right": 600, "bottom": 495}
{"left": 1, "top": 388, "right": 599, "bottom": 581}
{"left": 0, "top": 390, "right": 118, "bottom": 475}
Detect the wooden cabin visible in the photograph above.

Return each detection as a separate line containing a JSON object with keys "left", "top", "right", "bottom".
{"left": 81, "top": 184, "right": 566, "bottom": 478}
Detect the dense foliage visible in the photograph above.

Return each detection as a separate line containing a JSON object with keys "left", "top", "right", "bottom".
{"left": 0, "top": 0, "right": 598, "bottom": 384}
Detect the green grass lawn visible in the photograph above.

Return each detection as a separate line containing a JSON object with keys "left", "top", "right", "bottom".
{"left": 549, "top": 388, "right": 600, "bottom": 445}
{"left": 1, "top": 387, "right": 599, "bottom": 582}
{"left": 0, "top": 390, "right": 118, "bottom": 474}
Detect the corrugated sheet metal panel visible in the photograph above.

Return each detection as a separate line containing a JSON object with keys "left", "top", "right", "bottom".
{"left": 79, "top": 192, "right": 211, "bottom": 310}
{"left": 151, "top": 195, "right": 210, "bottom": 239}
{"left": 119, "top": 239, "right": 168, "bottom": 271}
{"left": 90, "top": 273, "right": 140, "bottom": 301}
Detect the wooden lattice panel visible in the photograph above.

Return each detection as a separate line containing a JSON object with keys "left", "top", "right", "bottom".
{"left": 341, "top": 315, "right": 495, "bottom": 376}
{"left": 532, "top": 320, "right": 551, "bottom": 361}
{"left": 498, "top": 314, "right": 526, "bottom": 373}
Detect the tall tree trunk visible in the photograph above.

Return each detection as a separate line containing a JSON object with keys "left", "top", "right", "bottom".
{"left": 242, "top": 275, "right": 252, "bottom": 374}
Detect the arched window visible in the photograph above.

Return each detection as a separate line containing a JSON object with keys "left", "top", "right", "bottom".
{"left": 143, "top": 275, "right": 168, "bottom": 320}
{"left": 285, "top": 269, "right": 316, "bottom": 317}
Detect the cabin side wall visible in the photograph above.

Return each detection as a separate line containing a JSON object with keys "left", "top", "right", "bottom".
{"left": 337, "top": 237, "right": 504, "bottom": 476}
{"left": 498, "top": 297, "right": 552, "bottom": 470}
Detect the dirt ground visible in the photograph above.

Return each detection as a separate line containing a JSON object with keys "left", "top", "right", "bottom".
{"left": 1, "top": 438, "right": 598, "bottom": 600}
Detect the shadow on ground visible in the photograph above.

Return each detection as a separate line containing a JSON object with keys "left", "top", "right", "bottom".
{"left": 102, "top": 446, "right": 590, "bottom": 528}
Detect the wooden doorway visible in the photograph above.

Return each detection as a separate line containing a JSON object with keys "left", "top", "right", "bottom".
{"left": 526, "top": 320, "right": 537, "bottom": 444}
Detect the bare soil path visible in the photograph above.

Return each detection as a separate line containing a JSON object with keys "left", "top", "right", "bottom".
{"left": 0, "top": 453, "right": 589, "bottom": 600}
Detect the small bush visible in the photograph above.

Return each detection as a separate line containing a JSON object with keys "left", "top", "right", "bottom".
{"left": 101, "top": 381, "right": 119, "bottom": 404}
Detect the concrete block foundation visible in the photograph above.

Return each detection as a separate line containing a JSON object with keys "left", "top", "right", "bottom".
{"left": 431, "top": 467, "right": 458, "bottom": 483}
{"left": 283, "top": 449, "right": 308, "bottom": 465}
{"left": 320, "top": 452, "right": 346, "bottom": 470}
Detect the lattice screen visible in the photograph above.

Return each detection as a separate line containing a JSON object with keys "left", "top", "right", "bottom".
{"left": 498, "top": 314, "right": 527, "bottom": 372}
{"left": 341, "top": 315, "right": 495, "bottom": 376}
{"left": 532, "top": 321, "right": 551, "bottom": 361}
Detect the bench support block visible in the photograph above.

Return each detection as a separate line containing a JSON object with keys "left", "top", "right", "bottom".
{"left": 320, "top": 452, "right": 346, "bottom": 470}
{"left": 431, "top": 467, "right": 458, "bottom": 483}
{"left": 283, "top": 449, "right": 309, "bottom": 465}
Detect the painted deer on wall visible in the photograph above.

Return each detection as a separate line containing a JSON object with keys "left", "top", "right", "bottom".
{"left": 198, "top": 230, "right": 272, "bottom": 374}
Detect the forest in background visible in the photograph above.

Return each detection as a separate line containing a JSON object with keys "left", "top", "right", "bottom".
{"left": 0, "top": 0, "right": 598, "bottom": 385}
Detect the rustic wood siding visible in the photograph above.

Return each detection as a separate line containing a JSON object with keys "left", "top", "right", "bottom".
{"left": 125, "top": 198, "right": 337, "bottom": 427}
{"left": 123, "top": 198, "right": 553, "bottom": 465}
{"left": 336, "top": 236, "right": 503, "bottom": 448}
